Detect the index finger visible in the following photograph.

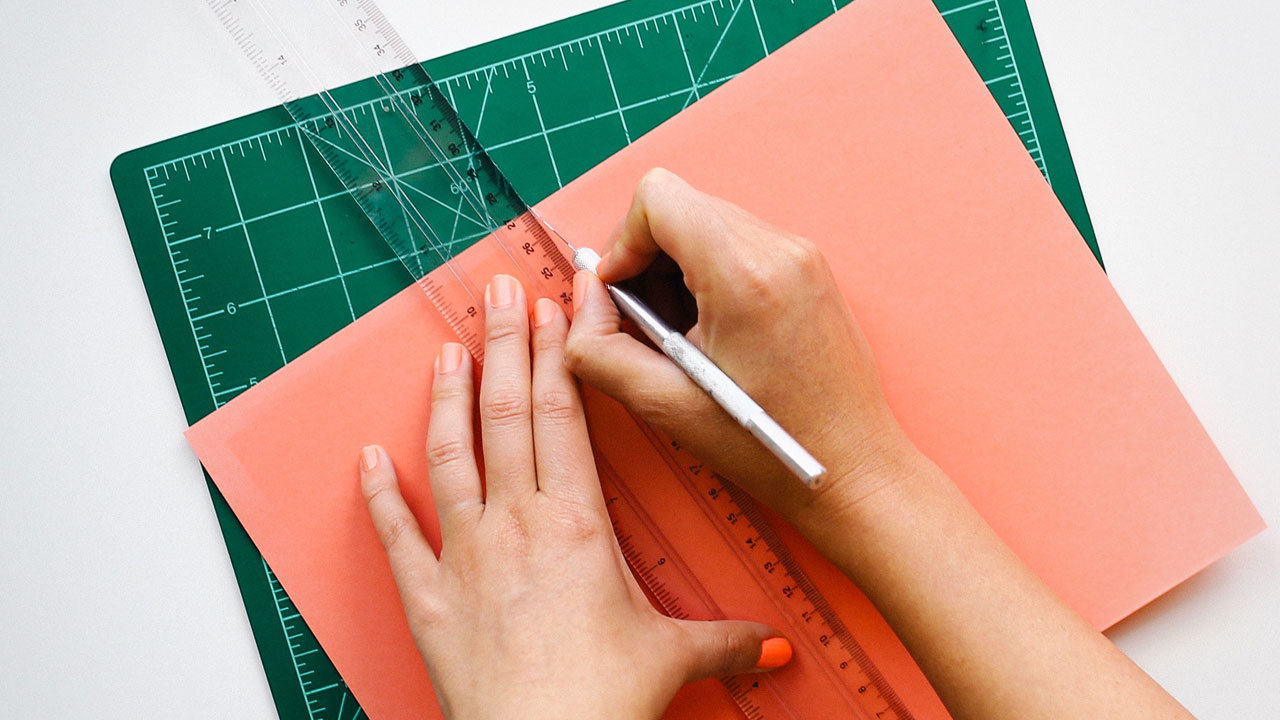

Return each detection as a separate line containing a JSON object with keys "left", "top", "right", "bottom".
{"left": 528, "top": 296, "right": 600, "bottom": 506}
{"left": 595, "top": 168, "right": 737, "bottom": 289}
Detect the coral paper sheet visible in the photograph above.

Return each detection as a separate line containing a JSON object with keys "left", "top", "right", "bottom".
{"left": 187, "top": 0, "right": 1263, "bottom": 717}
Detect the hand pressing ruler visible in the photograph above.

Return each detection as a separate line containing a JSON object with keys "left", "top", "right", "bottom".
{"left": 111, "top": 1, "right": 1099, "bottom": 717}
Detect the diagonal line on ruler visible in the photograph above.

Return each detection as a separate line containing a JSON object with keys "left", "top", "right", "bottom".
{"left": 396, "top": 177, "right": 490, "bottom": 230}
{"left": 681, "top": 0, "right": 747, "bottom": 110}
{"left": 398, "top": 87, "right": 491, "bottom": 236}
{"left": 446, "top": 191, "right": 472, "bottom": 251}
{"left": 302, "top": 125, "right": 399, "bottom": 181}
{"left": 444, "top": 80, "right": 481, "bottom": 252}
{"left": 370, "top": 107, "right": 425, "bottom": 276}
{"left": 301, "top": 126, "right": 487, "bottom": 232}
{"left": 300, "top": 125, "right": 478, "bottom": 204}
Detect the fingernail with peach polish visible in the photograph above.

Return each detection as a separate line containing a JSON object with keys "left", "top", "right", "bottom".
{"left": 437, "top": 342, "right": 464, "bottom": 374}
{"left": 572, "top": 272, "right": 588, "bottom": 313}
{"left": 756, "top": 637, "right": 792, "bottom": 669}
{"left": 533, "top": 297, "right": 558, "bottom": 328}
{"left": 360, "top": 445, "right": 380, "bottom": 473}
{"left": 488, "top": 274, "right": 517, "bottom": 309}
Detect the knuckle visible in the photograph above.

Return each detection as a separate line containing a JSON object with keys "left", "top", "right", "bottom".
{"left": 636, "top": 167, "right": 673, "bottom": 202}
{"left": 484, "top": 318, "right": 525, "bottom": 346}
{"left": 533, "top": 332, "right": 568, "bottom": 365}
{"left": 729, "top": 238, "right": 825, "bottom": 309}
{"left": 733, "top": 255, "right": 784, "bottom": 307}
{"left": 717, "top": 629, "right": 753, "bottom": 674}
{"left": 406, "top": 594, "right": 447, "bottom": 635}
{"left": 533, "top": 388, "right": 580, "bottom": 424}
{"left": 480, "top": 388, "right": 531, "bottom": 427}
{"left": 787, "top": 236, "right": 824, "bottom": 272}
{"left": 534, "top": 323, "right": 567, "bottom": 351}
{"left": 548, "top": 498, "right": 606, "bottom": 544}
{"left": 426, "top": 436, "right": 472, "bottom": 470}
{"left": 430, "top": 376, "right": 469, "bottom": 404}
{"left": 379, "top": 513, "right": 418, "bottom": 551}
{"left": 361, "top": 477, "right": 391, "bottom": 504}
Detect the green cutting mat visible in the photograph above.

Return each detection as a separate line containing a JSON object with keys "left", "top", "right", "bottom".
{"left": 112, "top": 1, "right": 1097, "bottom": 717}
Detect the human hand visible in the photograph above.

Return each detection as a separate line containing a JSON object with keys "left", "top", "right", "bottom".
{"left": 565, "top": 169, "right": 925, "bottom": 536}
{"left": 359, "top": 273, "right": 791, "bottom": 720}
{"left": 564, "top": 171, "right": 1198, "bottom": 720}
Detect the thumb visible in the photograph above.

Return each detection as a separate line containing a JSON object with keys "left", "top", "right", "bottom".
{"left": 673, "top": 618, "right": 793, "bottom": 681}
{"left": 565, "top": 270, "right": 722, "bottom": 431}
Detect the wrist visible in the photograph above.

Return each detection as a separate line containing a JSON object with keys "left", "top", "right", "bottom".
{"left": 791, "top": 428, "right": 938, "bottom": 553}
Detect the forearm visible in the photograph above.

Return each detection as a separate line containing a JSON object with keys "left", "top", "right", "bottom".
{"left": 799, "top": 446, "right": 1194, "bottom": 720}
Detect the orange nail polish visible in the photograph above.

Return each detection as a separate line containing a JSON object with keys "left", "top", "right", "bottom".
{"left": 438, "top": 343, "right": 464, "bottom": 374}
{"left": 489, "top": 274, "right": 517, "bottom": 308}
{"left": 756, "top": 637, "right": 792, "bottom": 668}
{"left": 360, "top": 446, "right": 380, "bottom": 472}
{"left": 533, "top": 297, "right": 558, "bottom": 328}
{"left": 572, "top": 272, "right": 588, "bottom": 313}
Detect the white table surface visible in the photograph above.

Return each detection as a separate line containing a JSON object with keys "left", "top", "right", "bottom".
{"left": 1, "top": 1, "right": 1276, "bottom": 717}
